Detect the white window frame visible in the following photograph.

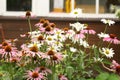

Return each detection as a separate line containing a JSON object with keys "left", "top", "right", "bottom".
{"left": 0, "top": 0, "right": 50, "bottom": 16}
{"left": 0, "top": 0, "right": 116, "bottom": 19}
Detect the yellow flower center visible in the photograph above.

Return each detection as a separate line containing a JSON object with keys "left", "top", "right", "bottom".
{"left": 105, "top": 50, "right": 110, "bottom": 54}
{"left": 47, "top": 37, "right": 52, "bottom": 41}
{"left": 74, "top": 11, "right": 78, "bottom": 14}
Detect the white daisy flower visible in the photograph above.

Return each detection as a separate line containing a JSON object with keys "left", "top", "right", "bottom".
{"left": 47, "top": 45, "right": 60, "bottom": 52}
{"left": 70, "top": 47, "right": 77, "bottom": 52}
{"left": 45, "top": 35, "right": 55, "bottom": 45}
{"left": 101, "top": 48, "right": 115, "bottom": 58}
{"left": 70, "top": 22, "right": 86, "bottom": 31}
{"left": 97, "top": 32, "right": 109, "bottom": 38}
{"left": 70, "top": 8, "right": 82, "bottom": 17}
{"left": 53, "top": 41, "right": 63, "bottom": 48}
{"left": 65, "top": 30, "right": 75, "bottom": 39}
{"left": 93, "top": 57, "right": 103, "bottom": 62}
{"left": 101, "top": 19, "right": 115, "bottom": 26}
{"left": 53, "top": 33, "right": 66, "bottom": 42}
{"left": 79, "top": 39, "right": 89, "bottom": 48}
{"left": 27, "top": 42, "right": 41, "bottom": 48}
{"left": 28, "top": 31, "right": 41, "bottom": 38}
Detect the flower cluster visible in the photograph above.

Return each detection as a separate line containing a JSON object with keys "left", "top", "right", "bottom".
{"left": 0, "top": 11, "right": 120, "bottom": 80}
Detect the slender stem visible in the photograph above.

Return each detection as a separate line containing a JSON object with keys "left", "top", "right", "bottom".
{"left": 103, "top": 25, "right": 108, "bottom": 34}
{"left": 52, "top": 61, "right": 56, "bottom": 80}
{"left": 27, "top": 17, "right": 32, "bottom": 33}
{"left": 76, "top": 16, "right": 78, "bottom": 22}
{"left": 107, "top": 42, "right": 111, "bottom": 48}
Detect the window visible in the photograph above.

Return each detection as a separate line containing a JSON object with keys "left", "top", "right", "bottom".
{"left": 75, "top": 0, "right": 96, "bottom": 13}
{"left": 101, "top": 0, "right": 120, "bottom": 13}
{"left": 0, "top": 0, "right": 118, "bottom": 18}
{"left": 7, "top": 0, "right": 32, "bottom": 11}
{"left": 0, "top": 0, "right": 49, "bottom": 16}
{"left": 50, "top": 0, "right": 120, "bottom": 14}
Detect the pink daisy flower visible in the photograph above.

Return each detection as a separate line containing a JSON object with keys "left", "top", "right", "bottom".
{"left": 35, "top": 23, "right": 43, "bottom": 28}
{"left": 110, "top": 60, "right": 120, "bottom": 74}
{"left": 21, "top": 44, "right": 42, "bottom": 58}
{"left": 75, "top": 31, "right": 85, "bottom": 39}
{"left": 25, "top": 69, "right": 45, "bottom": 80}
{"left": 51, "top": 53, "right": 65, "bottom": 64}
{"left": 39, "top": 66, "right": 52, "bottom": 75}
{"left": 81, "top": 27, "right": 96, "bottom": 35}
{"left": 46, "top": 50, "right": 65, "bottom": 64}
{"left": 0, "top": 41, "right": 9, "bottom": 48}
{"left": 10, "top": 56, "right": 21, "bottom": 63}
{"left": 0, "top": 45, "right": 18, "bottom": 59}
{"left": 103, "top": 34, "right": 120, "bottom": 44}
{"left": 111, "top": 60, "right": 119, "bottom": 70}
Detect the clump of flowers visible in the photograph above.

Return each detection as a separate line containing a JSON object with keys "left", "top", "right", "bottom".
{"left": 0, "top": 12, "right": 120, "bottom": 80}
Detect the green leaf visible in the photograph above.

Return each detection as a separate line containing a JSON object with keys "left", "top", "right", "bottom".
{"left": 107, "top": 73, "right": 120, "bottom": 80}
{"left": 95, "top": 72, "right": 109, "bottom": 80}
{"left": 53, "top": 73, "right": 59, "bottom": 80}
{"left": 66, "top": 66, "right": 74, "bottom": 79}
{"left": 87, "top": 78, "right": 94, "bottom": 80}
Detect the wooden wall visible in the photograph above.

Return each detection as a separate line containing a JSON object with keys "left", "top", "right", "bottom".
{"left": 0, "top": 16, "right": 120, "bottom": 62}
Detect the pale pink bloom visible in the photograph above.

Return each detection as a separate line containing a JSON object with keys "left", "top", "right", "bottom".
{"left": 48, "top": 52, "right": 65, "bottom": 64}
{"left": 0, "top": 41, "right": 11, "bottom": 48}
{"left": 45, "top": 30, "right": 55, "bottom": 35}
{"left": 46, "top": 51, "right": 65, "bottom": 64}
{"left": 59, "top": 74, "right": 68, "bottom": 80}
{"left": 10, "top": 57, "right": 21, "bottom": 63}
{"left": 40, "top": 52, "right": 50, "bottom": 59}
{"left": 39, "top": 27, "right": 45, "bottom": 33}
{"left": 110, "top": 60, "right": 120, "bottom": 74}
{"left": 25, "top": 69, "right": 45, "bottom": 80}
{"left": 35, "top": 23, "right": 43, "bottom": 28}
{"left": 39, "top": 66, "right": 52, "bottom": 75}
{"left": 103, "top": 34, "right": 120, "bottom": 44}
{"left": 54, "top": 27, "right": 60, "bottom": 31}
{"left": 65, "top": 30, "right": 75, "bottom": 39}
{"left": 39, "top": 26, "right": 55, "bottom": 34}
{"left": 54, "top": 53, "right": 64, "bottom": 61}
{"left": 21, "top": 44, "right": 42, "bottom": 57}
{"left": 74, "top": 33, "right": 85, "bottom": 39}
{"left": 0, "top": 39, "right": 18, "bottom": 48}
{"left": 72, "top": 35, "right": 79, "bottom": 43}
{"left": 0, "top": 45, "right": 18, "bottom": 59}
{"left": 111, "top": 60, "right": 119, "bottom": 70}
{"left": 81, "top": 27, "right": 96, "bottom": 35}
{"left": 20, "top": 34, "right": 26, "bottom": 37}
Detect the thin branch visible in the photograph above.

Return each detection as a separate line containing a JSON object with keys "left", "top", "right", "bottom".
{"left": 101, "top": 62, "right": 115, "bottom": 72}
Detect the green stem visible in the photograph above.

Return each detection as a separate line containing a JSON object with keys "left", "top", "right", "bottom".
{"left": 103, "top": 25, "right": 108, "bottom": 34}
{"left": 52, "top": 62, "right": 56, "bottom": 80}
{"left": 76, "top": 16, "right": 78, "bottom": 22}
{"left": 27, "top": 17, "right": 32, "bottom": 33}
{"left": 107, "top": 42, "right": 111, "bottom": 48}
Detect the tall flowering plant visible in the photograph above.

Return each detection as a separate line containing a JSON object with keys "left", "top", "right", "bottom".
{"left": 0, "top": 11, "right": 120, "bottom": 80}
